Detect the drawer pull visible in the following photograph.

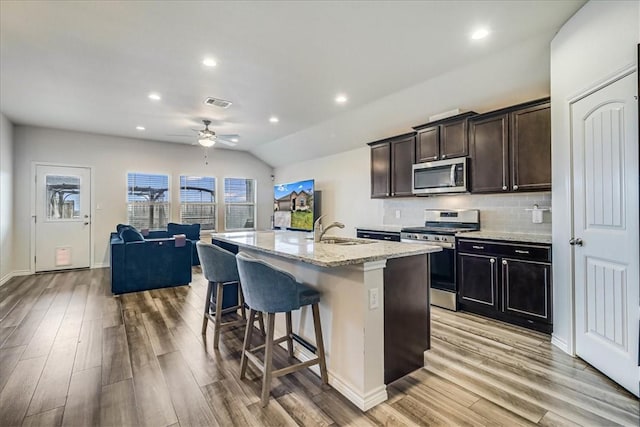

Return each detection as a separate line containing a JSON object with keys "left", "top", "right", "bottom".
{"left": 515, "top": 250, "right": 530, "bottom": 254}
{"left": 472, "top": 245, "right": 485, "bottom": 250}
{"left": 383, "top": 236, "right": 392, "bottom": 240}
{"left": 502, "top": 259, "right": 508, "bottom": 265}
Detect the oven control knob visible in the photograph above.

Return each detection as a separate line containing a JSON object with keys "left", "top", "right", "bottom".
{"left": 434, "top": 236, "right": 440, "bottom": 241}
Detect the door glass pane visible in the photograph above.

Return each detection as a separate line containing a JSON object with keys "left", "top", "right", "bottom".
{"left": 46, "top": 175, "right": 80, "bottom": 220}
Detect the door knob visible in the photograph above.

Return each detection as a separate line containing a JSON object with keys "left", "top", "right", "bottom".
{"left": 502, "top": 259, "right": 508, "bottom": 265}
{"left": 569, "top": 238, "right": 583, "bottom": 246}
{"left": 84, "top": 222, "right": 89, "bottom": 225}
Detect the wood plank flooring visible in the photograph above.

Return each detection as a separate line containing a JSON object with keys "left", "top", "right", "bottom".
{"left": 0, "top": 268, "right": 637, "bottom": 426}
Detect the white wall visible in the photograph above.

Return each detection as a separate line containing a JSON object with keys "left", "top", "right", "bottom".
{"left": 550, "top": 0, "right": 639, "bottom": 353}
{"left": 0, "top": 113, "right": 14, "bottom": 283}
{"left": 13, "top": 126, "right": 274, "bottom": 271}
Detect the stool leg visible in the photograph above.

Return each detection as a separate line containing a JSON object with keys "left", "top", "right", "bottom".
{"left": 311, "top": 303, "right": 329, "bottom": 385}
{"left": 213, "top": 282, "right": 224, "bottom": 350}
{"left": 261, "top": 312, "right": 276, "bottom": 407}
{"left": 238, "top": 284, "right": 247, "bottom": 320}
{"left": 202, "top": 281, "right": 213, "bottom": 335}
{"left": 240, "top": 309, "right": 256, "bottom": 380}
{"left": 258, "top": 311, "right": 266, "bottom": 336}
{"left": 285, "top": 311, "right": 294, "bottom": 358}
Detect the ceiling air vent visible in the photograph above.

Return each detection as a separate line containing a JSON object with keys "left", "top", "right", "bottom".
{"left": 204, "top": 97, "right": 233, "bottom": 109}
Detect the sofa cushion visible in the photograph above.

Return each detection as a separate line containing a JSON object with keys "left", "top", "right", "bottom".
{"left": 167, "top": 223, "right": 200, "bottom": 241}
{"left": 120, "top": 227, "right": 145, "bottom": 242}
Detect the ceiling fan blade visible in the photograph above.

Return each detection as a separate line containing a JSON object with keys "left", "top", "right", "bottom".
{"left": 217, "top": 139, "right": 237, "bottom": 147}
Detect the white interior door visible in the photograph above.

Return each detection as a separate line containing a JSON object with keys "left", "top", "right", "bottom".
{"left": 572, "top": 71, "right": 639, "bottom": 397}
{"left": 35, "top": 165, "right": 91, "bottom": 271}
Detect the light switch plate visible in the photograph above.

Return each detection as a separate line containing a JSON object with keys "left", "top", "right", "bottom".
{"left": 369, "top": 288, "right": 379, "bottom": 310}
{"left": 395, "top": 210, "right": 401, "bottom": 219}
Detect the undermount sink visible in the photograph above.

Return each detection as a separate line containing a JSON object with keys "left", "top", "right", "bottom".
{"left": 320, "top": 238, "right": 375, "bottom": 246}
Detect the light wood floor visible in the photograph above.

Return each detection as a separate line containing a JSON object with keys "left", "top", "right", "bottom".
{"left": 0, "top": 268, "right": 637, "bottom": 426}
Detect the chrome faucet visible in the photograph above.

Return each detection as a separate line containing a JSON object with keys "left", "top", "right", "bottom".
{"left": 320, "top": 222, "right": 345, "bottom": 241}
{"left": 314, "top": 215, "right": 345, "bottom": 242}
{"left": 313, "top": 215, "right": 326, "bottom": 242}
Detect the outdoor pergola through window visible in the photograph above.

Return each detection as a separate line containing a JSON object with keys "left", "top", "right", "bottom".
{"left": 127, "top": 173, "right": 169, "bottom": 230}
{"left": 180, "top": 176, "right": 216, "bottom": 230}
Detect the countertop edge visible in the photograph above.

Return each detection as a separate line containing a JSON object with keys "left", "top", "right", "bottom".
{"left": 212, "top": 233, "right": 440, "bottom": 268}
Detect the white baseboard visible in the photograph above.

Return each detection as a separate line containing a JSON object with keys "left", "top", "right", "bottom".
{"left": 92, "top": 263, "right": 109, "bottom": 269}
{"left": 278, "top": 340, "right": 388, "bottom": 411}
{"left": 551, "top": 334, "right": 571, "bottom": 355}
{"left": 0, "top": 270, "right": 31, "bottom": 287}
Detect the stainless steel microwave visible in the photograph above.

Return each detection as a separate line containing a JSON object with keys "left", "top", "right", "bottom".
{"left": 412, "top": 157, "right": 468, "bottom": 195}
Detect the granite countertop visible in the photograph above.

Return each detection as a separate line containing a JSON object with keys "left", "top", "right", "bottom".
{"left": 456, "top": 230, "right": 552, "bottom": 245}
{"left": 355, "top": 225, "right": 403, "bottom": 233}
{"left": 211, "top": 230, "right": 441, "bottom": 268}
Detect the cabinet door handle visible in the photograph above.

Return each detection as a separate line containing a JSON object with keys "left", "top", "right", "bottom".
{"left": 514, "top": 249, "right": 529, "bottom": 254}
{"left": 391, "top": 192, "right": 395, "bottom": 196}
{"left": 502, "top": 185, "right": 507, "bottom": 191}
{"left": 442, "top": 154, "right": 447, "bottom": 159}
{"left": 513, "top": 185, "right": 519, "bottom": 190}
{"left": 502, "top": 260, "right": 508, "bottom": 265}
{"left": 472, "top": 245, "right": 484, "bottom": 250}
{"left": 490, "top": 258, "right": 495, "bottom": 264}
{"left": 386, "top": 193, "right": 389, "bottom": 196}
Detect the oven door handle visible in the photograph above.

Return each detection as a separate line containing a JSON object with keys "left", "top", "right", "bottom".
{"left": 401, "top": 239, "right": 454, "bottom": 249}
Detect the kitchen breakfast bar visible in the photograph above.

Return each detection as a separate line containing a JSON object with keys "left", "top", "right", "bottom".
{"left": 211, "top": 230, "right": 441, "bottom": 410}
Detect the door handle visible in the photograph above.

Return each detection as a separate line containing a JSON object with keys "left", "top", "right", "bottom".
{"left": 450, "top": 165, "right": 456, "bottom": 186}
{"left": 569, "top": 238, "right": 583, "bottom": 246}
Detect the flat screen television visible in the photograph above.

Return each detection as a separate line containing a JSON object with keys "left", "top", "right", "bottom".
{"left": 273, "top": 179, "right": 317, "bottom": 231}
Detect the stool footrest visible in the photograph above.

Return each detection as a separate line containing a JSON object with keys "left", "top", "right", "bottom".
{"left": 291, "top": 333, "right": 317, "bottom": 354}
{"left": 204, "top": 313, "right": 245, "bottom": 328}
{"left": 249, "top": 335, "right": 290, "bottom": 353}
{"left": 272, "top": 358, "right": 320, "bottom": 378}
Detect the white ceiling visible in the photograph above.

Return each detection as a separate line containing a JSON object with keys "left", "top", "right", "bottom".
{"left": 1, "top": 1, "right": 584, "bottom": 166}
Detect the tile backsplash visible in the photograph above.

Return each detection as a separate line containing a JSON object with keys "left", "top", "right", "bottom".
{"left": 383, "top": 192, "right": 551, "bottom": 234}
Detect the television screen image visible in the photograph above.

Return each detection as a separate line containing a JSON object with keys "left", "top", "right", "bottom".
{"left": 273, "top": 179, "right": 315, "bottom": 231}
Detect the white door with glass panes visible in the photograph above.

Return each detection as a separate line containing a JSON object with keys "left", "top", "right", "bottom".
{"left": 35, "top": 165, "right": 91, "bottom": 271}
{"left": 571, "top": 71, "right": 639, "bottom": 397}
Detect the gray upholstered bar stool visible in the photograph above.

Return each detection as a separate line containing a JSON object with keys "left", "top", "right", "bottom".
{"left": 235, "top": 251, "right": 328, "bottom": 406}
{"left": 197, "top": 241, "right": 248, "bottom": 349}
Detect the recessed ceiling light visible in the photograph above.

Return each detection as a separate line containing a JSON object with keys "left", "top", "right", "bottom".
{"left": 269, "top": 116, "right": 279, "bottom": 123}
{"left": 471, "top": 28, "right": 490, "bottom": 40}
{"left": 148, "top": 93, "right": 161, "bottom": 101}
{"left": 135, "top": 126, "right": 145, "bottom": 131}
{"left": 230, "top": 138, "right": 239, "bottom": 142}
{"left": 335, "top": 94, "right": 348, "bottom": 104}
{"left": 202, "top": 58, "right": 217, "bottom": 67}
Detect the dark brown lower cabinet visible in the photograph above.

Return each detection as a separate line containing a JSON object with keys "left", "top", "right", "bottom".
{"left": 457, "top": 238, "right": 552, "bottom": 333}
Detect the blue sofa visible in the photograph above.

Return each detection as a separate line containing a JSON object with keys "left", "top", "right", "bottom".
{"left": 145, "top": 223, "right": 201, "bottom": 266}
{"left": 110, "top": 225, "right": 193, "bottom": 294}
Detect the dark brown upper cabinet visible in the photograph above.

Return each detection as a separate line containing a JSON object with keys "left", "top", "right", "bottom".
{"left": 469, "top": 98, "right": 550, "bottom": 193}
{"left": 413, "top": 112, "right": 477, "bottom": 163}
{"left": 368, "top": 133, "right": 416, "bottom": 198}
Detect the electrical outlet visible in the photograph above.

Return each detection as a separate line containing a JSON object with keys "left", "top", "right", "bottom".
{"left": 395, "top": 210, "right": 401, "bottom": 219}
{"left": 369, "top": 288, "right": 379, "bottom": 310}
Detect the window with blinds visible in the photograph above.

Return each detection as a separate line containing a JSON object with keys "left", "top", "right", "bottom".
{"left": 224, "top": 178, "right": 256, "bottom": 230}
{"left": 180, "top": 176, "right": 216, "bottom": 230}
{"left": 127, "top": 173, "right": 169, "bottom": 230}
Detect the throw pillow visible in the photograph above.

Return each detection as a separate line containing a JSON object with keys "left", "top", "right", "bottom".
{"left": 120, "top": 227, "right": 145, "bottom": 242}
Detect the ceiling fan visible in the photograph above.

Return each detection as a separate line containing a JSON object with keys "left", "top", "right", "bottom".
{"left": 196, "top": 120, "right": 238, "bottom": 147}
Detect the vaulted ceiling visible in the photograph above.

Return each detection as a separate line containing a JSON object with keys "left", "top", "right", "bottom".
{"left": 1, "top": 1, "right": 585, "bottom": 166}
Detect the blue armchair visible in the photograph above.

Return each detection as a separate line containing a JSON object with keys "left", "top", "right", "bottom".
{"left": 110, "top": 225, "right": 192, "bottom": 294}
{"left": 146, "top": 223, "right": 201, "bottom": 266}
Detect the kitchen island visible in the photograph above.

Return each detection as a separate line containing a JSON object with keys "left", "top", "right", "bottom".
{"left": 211, "top": 230, "right": 441, "bottom": 411}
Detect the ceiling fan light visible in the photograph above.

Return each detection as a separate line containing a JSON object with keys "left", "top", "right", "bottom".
{"left": 198, "top": 137, "right": 216, "bottom": 147}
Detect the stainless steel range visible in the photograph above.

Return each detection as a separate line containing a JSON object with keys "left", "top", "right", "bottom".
{"left": 401, "top": 209, "right": 480, "bottom": 311}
